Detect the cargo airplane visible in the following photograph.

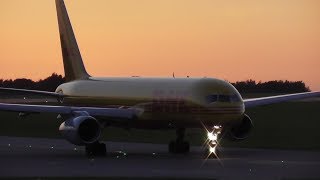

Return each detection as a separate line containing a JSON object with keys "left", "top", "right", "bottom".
{"left": 0, "top": 0, "right": 319, "bottom": 157}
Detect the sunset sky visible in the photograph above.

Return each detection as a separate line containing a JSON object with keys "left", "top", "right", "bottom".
{"left": 0, "top": 0, "right": 319, "bottom": 90}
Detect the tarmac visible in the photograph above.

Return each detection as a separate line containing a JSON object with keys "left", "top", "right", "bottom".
{"left": 0, "top": 136, "right": 320, "bottom": 179}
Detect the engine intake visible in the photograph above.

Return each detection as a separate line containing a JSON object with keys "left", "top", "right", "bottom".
{"left": 227, "top": 114, "right": 253, "bottom": 141}
{"left": 59, "top": 114, "right": 101, "bottom": 145}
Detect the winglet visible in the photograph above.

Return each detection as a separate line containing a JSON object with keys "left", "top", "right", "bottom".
{"left": 55, "top": 0, "right": 90, "bottom": 82}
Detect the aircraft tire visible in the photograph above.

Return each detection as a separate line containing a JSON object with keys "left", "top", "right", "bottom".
{"left": 168, "top": 141, "right": 190, "bottom": 154}
{"left": 85, "top": 142, "right": 106, "bottom": 157}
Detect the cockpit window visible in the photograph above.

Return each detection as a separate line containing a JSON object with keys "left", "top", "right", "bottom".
{"left": 206, "top": 95, "right": 218, "bottom": 103}
{"left": 206, "top": 94, "right": 241, "bottom": 103}
{"left": 230, "top": 94, "right": 241, "bottom": 102}
{"left": 219, "top": 95, "right": 231, "bottom": 102}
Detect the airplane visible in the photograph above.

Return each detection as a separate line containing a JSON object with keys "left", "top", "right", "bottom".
{"left": 0, "top": 0, "right": 319, "bottom": 157}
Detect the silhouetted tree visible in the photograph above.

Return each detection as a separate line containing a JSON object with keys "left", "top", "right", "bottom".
{"left": 0, "top": 73, "right": 65, "bottom": 92}
{"left": 12, "top": 79, "right": 34, "bottom": 89}
{"left": 35, "top": 73, "right": 65, "bottom": 92}
{"left": 232, "top": 80, "right": 310, "bottom": 94}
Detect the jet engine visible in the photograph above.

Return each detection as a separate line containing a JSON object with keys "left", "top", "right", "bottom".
{"left": 59, "top": 114, "right": 102, "bottom": 145}
{"left": 227, "top": 114, "right": 253, "bottom": 141}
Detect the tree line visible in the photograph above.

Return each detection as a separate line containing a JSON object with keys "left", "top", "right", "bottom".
{"left": 0, "top": 73, "right": 65, "bottom": 92}
{"left": 232, "top": 79, "right": 310, "bottom": 93}
{"left": 0, "top": 73, "right": 310, "bottom": 93}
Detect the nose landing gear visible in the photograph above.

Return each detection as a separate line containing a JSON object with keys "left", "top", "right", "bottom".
{"left": 167, "top": 126, "right": 223, "bottom": 156}
{"left": 168, "top": 128, "right": 190, "bottom": 154}
{"left": 206, "top": 125, "right": 222, "bottom": 158}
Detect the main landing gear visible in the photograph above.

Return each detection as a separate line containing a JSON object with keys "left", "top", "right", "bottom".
{"left": 168, "top": 128, "right": 190, "bottom": 154}
{"left": 85, "top": 142, "right": 107, "bottom": 157}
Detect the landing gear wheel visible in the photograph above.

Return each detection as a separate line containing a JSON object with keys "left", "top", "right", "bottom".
{"left": 168, "top": 128, "right": 190, "bottom": 154}
{"left": 85, "top": 142, "right": 106, "bottom": 157}
{"left": 169, "top": 141, "right": 175, "bottom": 153}
{"left": 168, "top": 141, "right": 190, "bottom": 154}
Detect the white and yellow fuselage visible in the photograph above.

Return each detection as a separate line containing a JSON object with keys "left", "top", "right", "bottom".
{"left": 56, "top": 77, "right": 245, "bottom": 129}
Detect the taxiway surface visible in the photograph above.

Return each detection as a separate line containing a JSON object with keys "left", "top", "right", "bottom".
{"left": 0, "top": 136, "right": 320, "bottom": 179}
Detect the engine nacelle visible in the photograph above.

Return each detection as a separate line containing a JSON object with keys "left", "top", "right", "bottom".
{"left": 227, "top": 114, "right": 253, "bottom": 141}
{"left": 59, "top": 115, "right": 102, "bottom": 145}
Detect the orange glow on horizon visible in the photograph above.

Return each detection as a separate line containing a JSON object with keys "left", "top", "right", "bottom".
{"left": 0, "top": 0, "right": 319, "bottom": 90}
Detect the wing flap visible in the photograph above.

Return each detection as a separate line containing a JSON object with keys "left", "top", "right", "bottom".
{"left": 0, "top": 87, "right": 63, "bottom": 98}
{"left": 0, "top": 103, "right": 137, "bottom": 119}
{"left": 244, "top": 91, "right": 320, "bottom": 108}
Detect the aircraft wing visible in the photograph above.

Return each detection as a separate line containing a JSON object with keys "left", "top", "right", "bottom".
{"left": 0, "top": 103, "right": 138, "bottom": 120}
{"left": 0, "top": 88, "right": 139, "bottom": 120}
{"left": 244, "top": 91, "right": 320, "bottom": 108}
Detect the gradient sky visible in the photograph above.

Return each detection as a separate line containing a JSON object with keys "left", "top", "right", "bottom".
{"left": 0, "top": 0, "right": 319, "bottom": 90}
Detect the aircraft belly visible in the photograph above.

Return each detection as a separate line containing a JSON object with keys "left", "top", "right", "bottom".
{"left": 135, "top": 111, "right": 242, "bottom": 129}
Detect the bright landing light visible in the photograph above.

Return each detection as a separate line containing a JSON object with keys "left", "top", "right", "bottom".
{"left": 207, "top": 132, "right": 218, "bottom": 141}
{"left": 209, "top": 146, "right": 216, "bottom": 154}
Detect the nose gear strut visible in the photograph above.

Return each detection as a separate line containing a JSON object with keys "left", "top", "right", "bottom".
{"left": 168, "top": 128, "right": 190, "bottom": 154}
{"left": 206, "top": 125, "right": 222, "bottom": 157}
